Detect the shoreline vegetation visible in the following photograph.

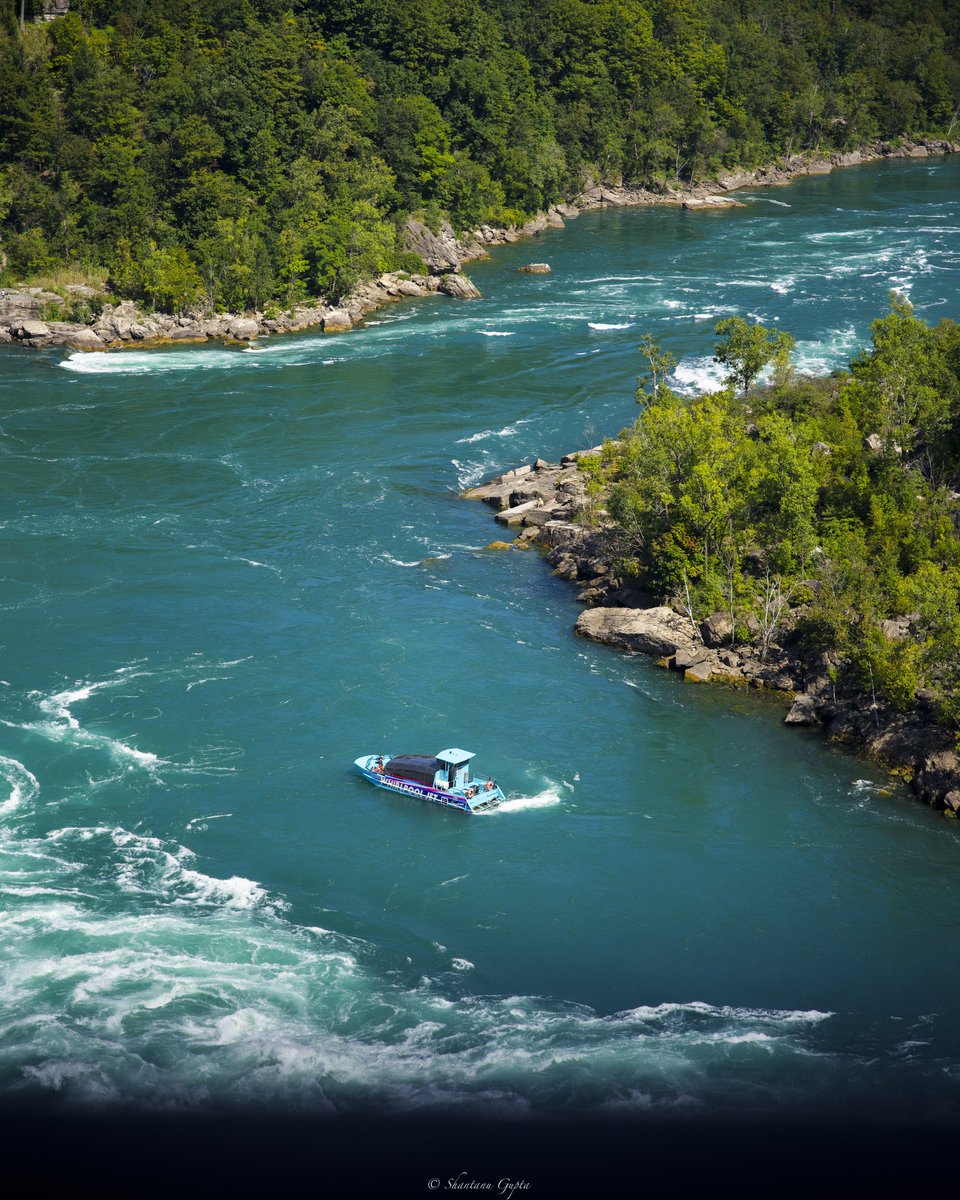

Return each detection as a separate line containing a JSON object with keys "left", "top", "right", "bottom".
{"left": 2, "top": 0, "right": 960, "bottom": 351}
{"left": 1, "top": 137, "right": 958, "bottom": 352}
{"left": 466, "top": 302, "right": 960, "bottom": 819}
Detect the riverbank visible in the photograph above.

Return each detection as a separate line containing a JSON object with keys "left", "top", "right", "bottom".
{"left": 466, "top": 455, "right": 960, "bottom": 818}
{"left": 1, "top": 137, "right": 957, "bottom": 354}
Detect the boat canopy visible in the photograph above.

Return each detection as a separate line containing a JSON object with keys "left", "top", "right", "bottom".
{"left": 435, "top": 748, "right": 475, "bottom": 766}
{"left": 385, "top": 754, "right": 440, "bottom": 783}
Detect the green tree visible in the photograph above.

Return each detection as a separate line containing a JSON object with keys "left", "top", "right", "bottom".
{"left": 714, "top": 316, "right": 796, "bottom": 395}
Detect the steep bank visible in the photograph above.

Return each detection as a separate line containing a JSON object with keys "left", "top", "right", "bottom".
{"left": 2, "top": 137, "right": 956, "bottom": 354}
{"left": 466, "top": 456, "right": 960, "bottom": 818}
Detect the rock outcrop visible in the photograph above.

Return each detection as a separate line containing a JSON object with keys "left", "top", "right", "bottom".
{"left": 466, "top": 454, "right": 960, "bottom": 816}
{"left": 575, "top": 606, "right": 698, "bottom": 657}
{"left": 403, "top": 218, "right": 465, "bottom": 273}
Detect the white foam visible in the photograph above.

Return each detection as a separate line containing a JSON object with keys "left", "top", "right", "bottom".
{"left": 59, "top": 349, "right": 246, "bottom": 376}
{"left": 0, "top": 756, "right": 39, "bottom": 816}
{"left": 21, "top": 674, "right": 163, "bottom": 770}
{"left": 455, "top": 424, "right": 520, "bottom": 445}
{"left": 588, "top": 322, "right": 634, "bottom": 330}
{"left": 451, "top": 458, "right": 490, "bottom": 488}
{"left": 770, "top": 276, "right": 796, "bottom": 294}
{"left": 497, "top": 787, "right": 563, "bottom": 813}
{"left": 670, "top": 356, "right": 727, "bottom": 395}
{"left": 480, "top": 330, "right": 515, "bottom": 337}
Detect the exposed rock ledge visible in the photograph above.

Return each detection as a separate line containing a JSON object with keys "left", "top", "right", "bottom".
{"left": 466, "top": 456, "right": 960, "bottom": 818}
{"left": 0, "top": 268, "right": 481, "bottom": 352}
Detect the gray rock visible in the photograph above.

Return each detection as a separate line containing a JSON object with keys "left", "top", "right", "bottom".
{"left": 785, "top": 694, "right": 820, "bottom": 725}
{"left": 228, "top": 317, "right": 260, "bottom": 340}
{"left": 322, "top": 308, "right": 353, "bottom": 333}
{"left": 700, "top": 612, "right": 734, "bottom": 648}
{"left": 518, "top": 263, "right": 552, "bottom": 274}
{"left": 674, "top": 645, "right": 711, "bottom": 670}
{"left": 19, "top": 319, "right": 51, "bottom": 339}
{"left": 681, "top": 195, "right": 745, "bottom": 209}
{"left": 65, "top": 328, "right": 104, "bottom": 348}
{"left": 164, "top": 324, "right": 207, "bottom": 340}
{"left": 495, "top": 500, "right": 542, "bottom": 526}
{"left": 575, "top": 606, "right": 698, "bottom": 657}
{"left": 438, "top": 274, "right": 481, "bottom": 299}
{"left": 559, "top": 446, "right": 602, "bottom": 464}
{"left": 403, "top": 218, "right": 461, "bottom": 273}
{"left": 684, "top": 659, "right": 719, "bottom": 683}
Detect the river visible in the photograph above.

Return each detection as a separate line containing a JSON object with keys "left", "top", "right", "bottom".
{"left": 1, "top": 158, "right": 959, "bottom": 1157}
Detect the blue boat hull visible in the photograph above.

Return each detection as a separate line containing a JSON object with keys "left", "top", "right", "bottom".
{"left": 354, "top": 755, "right": 502, "bottom": 813}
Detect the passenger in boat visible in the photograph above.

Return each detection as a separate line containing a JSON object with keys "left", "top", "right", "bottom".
{"left": 373, "top": 756, "right": 384, "bottom": 773}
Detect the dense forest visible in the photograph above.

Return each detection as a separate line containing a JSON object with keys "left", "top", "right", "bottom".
{"left": 1, "top": 0, "right": 959, "bottom": 312}
{"left": 580, "top": 300, "right": 960, "bottom": 727}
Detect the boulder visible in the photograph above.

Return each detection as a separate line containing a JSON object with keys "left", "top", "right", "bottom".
{"left": 484, "top": 541, "right": 514, "bottom": 552}
{"left": 684, "top": 659, "right": 717, "bottom": 683}
{"left": 700, "top": 612, "right": 734, "bottom": 648}
{"left": 65, "top": 328, "right": 104, "bottom": 349}
{"left": 438, "top": 274, "right": 481, "bottom": 299}
{"left": 227, "top": 317, "right": 260, "bottom": 340}
{"left": 916, "top": 749, "right": 960, "bottom": 803}
{"left": 674, "top": 645, "right": 710, "bottom": 671}
{"left": 575, "top": 605, "right": 698, "bottom": 657}
{"left": 495, "top": 499, "right": 542, "bottom": 525}
{"left": 785, "top": 694, "right": 820, "bottom": 725}
{"left": 518, "top": 263, "right": 552, "bottom": 274}
{"left": 19, "top": 319, "right": 51, "bottom": 339}
{"left": 322, "top": 308, "right": 353, "bottom": 333}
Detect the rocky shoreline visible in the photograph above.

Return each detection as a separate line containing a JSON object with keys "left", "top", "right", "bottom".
{"left": 465, "top": 456, "right": 960, "bottom": 819}
{"left": 1, "top": 137, "right": 957, "bottom": 354}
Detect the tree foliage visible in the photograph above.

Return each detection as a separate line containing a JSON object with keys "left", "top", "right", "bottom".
{"left": 1, "top": 1, "right": 958, "bottom": 310}
{"left": 596, "top": 302, "right": 960, "bottom": 724}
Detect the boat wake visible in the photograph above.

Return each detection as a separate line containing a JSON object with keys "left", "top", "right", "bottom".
{"left": 496, "top": 786, "right": 564, "bottom": 813}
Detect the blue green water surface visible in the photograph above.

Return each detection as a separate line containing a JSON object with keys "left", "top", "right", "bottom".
{"left": 1, "top": 156, "right": 959, "bottom": 1120}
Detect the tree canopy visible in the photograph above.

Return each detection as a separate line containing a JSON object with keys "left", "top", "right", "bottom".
{"left": 1, "top": 0, "right": 958, "bottom": 311}
{"left": 587, "top": 300, "right": 960, "bottom": 726}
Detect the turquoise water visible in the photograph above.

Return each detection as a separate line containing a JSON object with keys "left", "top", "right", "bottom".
{"left": 2, "top": 156, "right": 960, "bottom": 1122}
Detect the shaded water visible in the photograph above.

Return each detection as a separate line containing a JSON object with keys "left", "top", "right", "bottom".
{"left": 1, "top": 156, "right": 959, "bottom": 1123}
